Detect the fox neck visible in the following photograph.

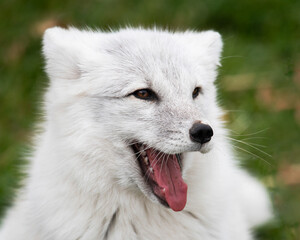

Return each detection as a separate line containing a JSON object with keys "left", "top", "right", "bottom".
{"left": 25, "top": 123, "right": 229, "bottom": 239}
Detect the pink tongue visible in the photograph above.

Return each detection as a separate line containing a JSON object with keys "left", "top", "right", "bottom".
{"left": 146, "top": 149, "right": 188, "bottom": 211}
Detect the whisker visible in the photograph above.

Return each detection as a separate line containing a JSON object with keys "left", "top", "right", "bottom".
{"left": 229, "top": 128, "right": 269, "bottom": 137}
{"left": 227, "top": 137, "right": 272, "bottom": 158}
{"left": 144, "top": 149, "right": 163, "bottom": 182}
{"left": 221, "top": 55, "right": 244, "bottom": 60}
{"left": 232, "top": 145, "right": 273, "bottom": 167}
{"left": 240, "top": 137, "right": 267, "bottom": 141}
{"left": 159, "top": 153, "right": 167, "bottom": 177}
{"left": 134, "top": 146, "right": 151, "bottom": 157}
{"left": 237, "top": 141, "right": 267, "bottom": 148}
{"left": 176, "top": 154, "right": 182, "bottom": 169}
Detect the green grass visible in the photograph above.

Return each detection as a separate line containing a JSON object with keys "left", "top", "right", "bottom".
{"left": 0, "top": 0, "right": 299, "bottom": 238}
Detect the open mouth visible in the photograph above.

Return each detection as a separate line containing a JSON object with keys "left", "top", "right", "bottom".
{"left": 131, "top": 143, "right": 188, "bottom": 212}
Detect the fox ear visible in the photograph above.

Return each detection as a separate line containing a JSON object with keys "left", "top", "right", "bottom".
{"left": 43, "top": 27, "right": 86, "bottom": 80}
{"left": 183, "top": 30, "right": 223, "bottom": 67}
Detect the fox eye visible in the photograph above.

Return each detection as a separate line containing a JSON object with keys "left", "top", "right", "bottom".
{"left": 192, "top": 87, "right": 202, "bottom": 99}
{"left": 132, "top": 89, "right": 158, "bottom": 101}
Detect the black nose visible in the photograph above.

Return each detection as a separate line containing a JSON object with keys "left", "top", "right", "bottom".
{"left": 189, "top": 122, "right": 213, "bottom": 144}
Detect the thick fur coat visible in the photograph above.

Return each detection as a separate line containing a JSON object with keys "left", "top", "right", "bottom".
{"left": 0, "top": 27, "right": 271, "bottom": 240}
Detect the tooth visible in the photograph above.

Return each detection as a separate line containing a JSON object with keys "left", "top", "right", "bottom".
{"left": 141, "top": 151, "right": 146, "bottom": 157}
{"left": 144, "top": 156, "right": 149, "bottom": 165}
{"left": 149, "top": 167, "right": 153, "bottom": 173}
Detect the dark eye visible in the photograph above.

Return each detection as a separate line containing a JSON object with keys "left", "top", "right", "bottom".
{"left": 192, "top": 87, "right": 202, "bottom": 99}
{"left": 132, "top": 89, "right": 158, "bottom": 101}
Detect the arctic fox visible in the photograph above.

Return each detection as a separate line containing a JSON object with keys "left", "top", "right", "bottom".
{"left": 0, "top": 27, "right": 271, "bottom": 240}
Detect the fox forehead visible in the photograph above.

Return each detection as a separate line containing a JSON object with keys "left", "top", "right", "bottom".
{"left": 43, "top": 27, "right": 222, "bottom": 97}
{"left": 88, "top": 40, "right": 198, "bottom": 97}
{"left": 111, "top": 37, "right": 199, "bottom": 83}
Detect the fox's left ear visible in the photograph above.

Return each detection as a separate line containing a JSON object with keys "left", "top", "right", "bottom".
{"left": 182, "top": 30, "right": 223, "bottom": 67}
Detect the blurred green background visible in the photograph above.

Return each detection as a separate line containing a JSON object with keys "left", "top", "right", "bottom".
{"left": 0, "top": 0, "right": 299, "bottom": 239}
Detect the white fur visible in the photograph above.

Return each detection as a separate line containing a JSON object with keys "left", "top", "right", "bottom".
{"left": 0, "top": 27, "right": 272, "bottom": 240}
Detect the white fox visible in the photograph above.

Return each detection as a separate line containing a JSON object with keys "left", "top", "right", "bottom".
{"left": 0, "top": 27, "right": 272, "bottom": 240}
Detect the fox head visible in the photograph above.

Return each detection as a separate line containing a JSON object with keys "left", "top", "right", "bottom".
{"left": 42, "top": 27, "right": 224, "bottom": 211}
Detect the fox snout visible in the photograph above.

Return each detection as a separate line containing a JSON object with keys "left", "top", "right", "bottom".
{"left": 189, "top": 122, "right": 214, "bottom": 144}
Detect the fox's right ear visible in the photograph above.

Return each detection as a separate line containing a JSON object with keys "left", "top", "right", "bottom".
{"left": 43, "top": 27, "right": 86, "bottom": 81}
